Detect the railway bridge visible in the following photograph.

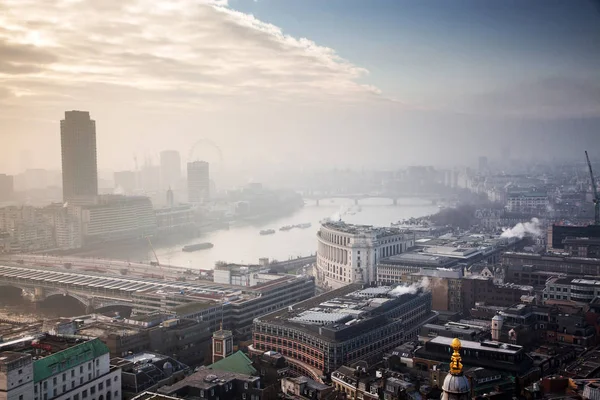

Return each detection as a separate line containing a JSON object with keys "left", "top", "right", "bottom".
{"left": 0, "top": 264, "right": 234, "bottom": 313}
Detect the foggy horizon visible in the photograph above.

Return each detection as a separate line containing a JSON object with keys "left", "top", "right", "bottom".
{"left": 2, "top": 0, "right": 600, "bottom": 180}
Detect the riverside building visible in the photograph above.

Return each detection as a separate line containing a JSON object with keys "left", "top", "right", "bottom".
{"left": 315, "top": 222, "right": 415, "bottom": 290}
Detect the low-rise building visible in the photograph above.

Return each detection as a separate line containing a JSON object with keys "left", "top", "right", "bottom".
{"left": 281, "top": 376, "right": 334, "bottom": 400}
{"left": 77, "top": 317, "right": 213, "bottom": 367}
{"left": 0, "top": 335, "right": 122, "bottom": 400}
{"left": 156, "top": 368, "right": 277, "bottom": 399}
{"left": 111, "top": 353, "right": 189, "bottom": 399}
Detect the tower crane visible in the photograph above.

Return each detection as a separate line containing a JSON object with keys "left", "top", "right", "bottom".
{"left": 146, "top": 236, "right": 160, "bottom": 266}
{"left": 585, "top": 151, "right": 599, "bottom": 225}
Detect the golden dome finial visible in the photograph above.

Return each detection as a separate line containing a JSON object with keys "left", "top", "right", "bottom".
{"left": 449, "top": 338, "right": 463, "bottom": 375}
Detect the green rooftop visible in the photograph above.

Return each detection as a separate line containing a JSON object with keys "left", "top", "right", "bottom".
{"left": 208, "top": 351, "right": 257, "bottom": 376}
{"left": 34, "top": 338, "right": 109, "bottom": 383}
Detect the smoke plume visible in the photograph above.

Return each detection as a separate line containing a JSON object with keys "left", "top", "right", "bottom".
{"left": 389, "top": 277, "right": 431, "bottom": 296}
{"left": 501, "top": 218, "right": 542, "bottom": 239}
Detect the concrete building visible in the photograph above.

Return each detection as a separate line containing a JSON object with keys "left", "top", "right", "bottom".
{"left": 544, "top": 277, "right": 600, "bottom": 305}
{"left": 111, "top": 353, "right": 189, "bottom": 399}
{"left": 159, "top": 151, "right": 181, "bottom": 191}
{"left": 0, "top": 205, "right": 55, "bottom": 252}
{"left": 114, "top": 171, "right": 137, "bottom": 194}
{"left": 506, "top": 190, "right": 549, "bottom": 213}
{"left": 77, "top": 317, "right": 213, "bottom": 367}
{"left": 60, "top": 111, "right": 98, "bottom": 202}
{"left": 250, "top": 284, "right": 435, "bottom": 379}
{"left": 154, "top": 205, "right": 195, "bottom": 235}
{"left": 315, "top": 222, "right": 415, "bottom": 290}
{"left": 502, "top": 252, "right": 600, "bottom": 277}
{"left": 72, "top": 195, "right": 157, "bottom": 245}
{"left": 0, "top": 352, "right": 33, "bottom": 400}
{"left": 156, "top": 368, "right": 275, "bottom": 399}
{"left": 0, "top": 335, "right": 121, "bottom": 400}
{"left": 0, "top": 174, "right": 14, "bottom": 202}
{"left": 187, "top": 161, "right": 209, "bottom": 204}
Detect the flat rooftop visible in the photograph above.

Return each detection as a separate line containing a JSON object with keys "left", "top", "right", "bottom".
{"left": 428, "top": 336, "right": 524, "bottom": 355}
{"left": 257, "top": 283, "right": 429, "bottom": 341}
{"left": 380, "top": 252, "right": 458, "bottom": 268}
{"left": 321, "top": 221, "right": 409, "bottom": 238}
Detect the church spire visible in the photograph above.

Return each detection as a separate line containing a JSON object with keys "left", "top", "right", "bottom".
{"left": 449, "top": 338, "right": 463, "bottom": 375}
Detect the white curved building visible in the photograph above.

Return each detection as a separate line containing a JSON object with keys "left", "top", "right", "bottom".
{"left": 316, "top": 221, "right": 414, "bottom": 290}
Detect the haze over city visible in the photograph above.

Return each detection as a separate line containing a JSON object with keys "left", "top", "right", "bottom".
{"left": 2, "top": 0, "right": 600, "bottom": 181}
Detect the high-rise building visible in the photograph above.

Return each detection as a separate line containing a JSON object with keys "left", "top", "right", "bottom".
{"left": 0, "top": 174, "right": 14, "bottom": 201}
{"left": 60, "top": 111, "right": 98, "bottom": 202}
{"left": 187, "top": 161, "right": 209, "bottom": 203}
{"left": 160, "top": 150, "right": 181, "bottom": 190}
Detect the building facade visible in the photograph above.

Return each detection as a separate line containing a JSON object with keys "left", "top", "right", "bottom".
{"left": 0, "top": 335, "right": 122, "bottom": 400}
{"left": 60, "top": 111, "right": 98, "bottom": 202}
{"left": 73, "top": 195, "right": 157, "bottom": 244}
{"left": 315, "top": 222, "right": 414, "bottom": 290}
{"left": 187, "top": 161, "right": 209, "bottom": 204}
{"left": 251, "top": 284, "right": 435, "bottom": 379}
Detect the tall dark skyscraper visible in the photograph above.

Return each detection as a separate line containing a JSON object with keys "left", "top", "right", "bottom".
{"left": 187, "top": 161, "right": 209, "bottom": 203}
{"left": 60, "top": 111, "right": 98, "bottom": 202}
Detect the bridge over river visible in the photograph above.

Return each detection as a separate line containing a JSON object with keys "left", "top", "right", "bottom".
{"left": 0, "top": 263, "right": 240, "bottom": 313}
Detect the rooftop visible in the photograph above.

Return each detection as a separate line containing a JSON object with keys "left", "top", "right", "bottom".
{"left": 321, "top": 221, "right": 408, "bottom": 238}
{"left": 257, "top": 283, "right": 429, "bottom": 341}
{"left": 208, "top": 351, "right": 256, "bottom": 375}
{"left": 159, "top": 368, "right": 259, "bottom": 394}
{"left": 427, "top": 336, "right": 524, "bottom": 355}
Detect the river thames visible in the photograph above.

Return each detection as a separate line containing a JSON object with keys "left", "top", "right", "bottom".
{"left": 75, "top": 198, "right": 438, "bottom": 270}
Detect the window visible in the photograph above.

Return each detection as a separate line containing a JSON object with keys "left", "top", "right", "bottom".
{"left": 215, "top": 341, "right": 222, "bottom": 353}
{"left": 91, "top": 386, "right": 96, "bottom": 394}
{"left": 99, "top": 382, "right": 103, "bottom": 390}
{"left": 72, "top": 370, "right": 75, "bottom": 377}
{"left": 63, "top": 373, "right": 67, "bottom": 381}
{"left": 244, "top": 382, "right": 249, "bottom": 389}
{"left": 200, "top": 390, "right": 204, "bottom": 398}
{"left": 106, "top": 379, "right": 111, "bottom": 387}
{"left": 19, "top": 395, "right": 23, "bottom": 400}
{"left": 74, "top": 394, "right": 79, "bottom": 400}
{"left": 82, "top": 389, "right": 88, "bottom": 398}
{"left": 18, "top": 369, "right": 23, "bottom": 375}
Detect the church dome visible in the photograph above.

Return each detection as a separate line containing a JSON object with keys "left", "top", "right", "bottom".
{"left": 440, "top": 338, "right": 470, "bottom": 400}
{"left": 442, "top": 373, "right": 470, "bottom": 395}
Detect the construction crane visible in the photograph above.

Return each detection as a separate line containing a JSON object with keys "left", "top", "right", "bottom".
{"left": 146, "top": 236, "right": 160, "bottom": 266}
{"left": 585, "top": 151, "right": 600, "bottom": 225}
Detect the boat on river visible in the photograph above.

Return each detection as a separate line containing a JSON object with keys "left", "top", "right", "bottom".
{"left": 260, "top": 229, "right": 276, "bottom": 235}
{"left": 182, "top": 242, "right": 214, "bottom": 252}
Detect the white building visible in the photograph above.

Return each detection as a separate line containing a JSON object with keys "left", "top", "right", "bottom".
{"left": 315, "top": 221, "right": 415, "bottom": 290}
{"left": 0, "top": 336, "right": 121, "bottom": 400}
{"left": 506, "top": 191, "right": 549, "bottom": 212}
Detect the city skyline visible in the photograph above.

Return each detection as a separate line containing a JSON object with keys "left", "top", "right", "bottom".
{"left": 1, "top": 0, "right": 599, "bottom": 177}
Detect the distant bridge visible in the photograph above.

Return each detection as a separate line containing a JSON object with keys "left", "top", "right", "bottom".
{"left": 0, "top": 264, "right": 236, "bottom": 313}
{"left": 302, "top": 192, "right": 440, "bottom": 206}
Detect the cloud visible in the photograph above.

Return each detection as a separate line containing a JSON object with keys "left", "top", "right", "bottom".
{"left": 459, "top": 76, "right": 600, "bottom": 119}
{"left": 0, "top": 0, "right": 381, "bottom": 113}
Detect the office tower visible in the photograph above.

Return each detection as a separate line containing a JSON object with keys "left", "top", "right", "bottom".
{"left": 114, "top": 170, "right": 137, "bottom": 194}
{"left": 187, "top": 161, "right": 209, "bottom": 203}
{"left": 60, "top": 111, "right": 98, "bottom": 202}
{"left": 160, "top": 150, "right": 181, "bottom": 190}
{"left": 0, "top": 174, "right": 14, "bottom": 201}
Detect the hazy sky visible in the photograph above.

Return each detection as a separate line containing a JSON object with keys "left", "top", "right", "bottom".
{"left": 1, "top": 0, "right": 600, "bottom": 177}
